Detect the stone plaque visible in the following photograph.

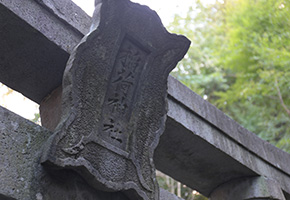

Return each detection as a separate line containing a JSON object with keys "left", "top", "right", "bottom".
{"left": 42, "top": 0, "right": 190, "bottom": 199}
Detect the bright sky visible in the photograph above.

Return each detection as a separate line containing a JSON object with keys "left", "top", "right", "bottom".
{"left": 0, "top": 84, "right": 39, "bottom": 120}
{"left": 0, "top": 0, "right": 217, "bottom": 122}
{"left": 72, "top": 0, "right": 199, "bottom": 25}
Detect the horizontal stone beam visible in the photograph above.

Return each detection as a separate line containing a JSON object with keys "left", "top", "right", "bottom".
{"left": 1, "top": 0, "right": 290, "bottom": 198}
{"left": 0, "top": 0, "right": 90, "bottom": 103}
{"left": 158, "top": 76, "right": 290, "bottom": 197}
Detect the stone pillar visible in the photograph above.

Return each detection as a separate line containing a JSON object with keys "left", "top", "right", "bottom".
{"left": 210, "top": 176, "right": 286, "bottom": 200}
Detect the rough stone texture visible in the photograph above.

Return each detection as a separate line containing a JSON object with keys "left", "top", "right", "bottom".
{"left": 40, "top": 79, "right": 290, "bottom": 199}
{"left": 0, "top": 106, "right": 182, "bottom": 200}
{"left": 34, "top": 0, "right": 91, "bottom": 36}
{"left": 41, "top": 1, "right": 190, "bottom": 200}
{"left": 0, "top": 106, "right": 130, "bottom": 200}
{"left": 156, "top": 110, "right": 257, "bottom": 196}
{"left": 0, "top": 106, "right": 50, "bottom": 200}
{"left": 210, "top": 176, "right": 286, "bottom": 200}
{"left": 153, "top": 76, "right": 290, "bottom": 197}
{"left": 167, "top": 76, "right": 290, "bottom": 177}
{"left": 40, "top": 79, "right": 290, "bottom": 198}
{"left": 1, "top": 0, "right": 290, "bottom": 199}
{"left": 0, "top": 0, "right": 90, "bottom": 103}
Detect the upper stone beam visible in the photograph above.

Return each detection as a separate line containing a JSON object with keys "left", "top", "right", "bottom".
{"left": 0, "top": 0, "right": 90, "bottom": 103}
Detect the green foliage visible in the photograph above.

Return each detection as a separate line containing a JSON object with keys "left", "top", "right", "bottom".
{"left": 168, "top": 0, "right": 290, "bottom": 153}
{"left": 216, "top": 0, "right": 290, "bottom": 152}
{"left": 156, "top": 171, "right": 207, "bottom": 200}
{"left": 32, "top": 113, "right": 41, "bottom": 124}
{"left": 169, "top": 1, "right": 228, "bottom": 102}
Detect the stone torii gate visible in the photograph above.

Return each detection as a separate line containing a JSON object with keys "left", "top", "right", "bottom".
{"left": 0, "top": 0, "right": 290, "bottom": 199}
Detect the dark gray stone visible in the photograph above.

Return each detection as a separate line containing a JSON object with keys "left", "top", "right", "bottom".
{"left": 0, "top": 0, "right": 90, "bottom": 103}
{"left": 1, "top": 0, "right": 290, "bottom": 199}
{"left": 41, "top": 0, "right": 190, "bottom": 200}
{"left": 0, "top": 106, "right": 182, "bottom": 200}
{"left": 167, "top": 76, "right": 290, "bottom": 178}
{"left": 154, "top": 76, "right": 290, "bottom": 197}
{"left": 34, "top": 0, "right": 91, "bottom": 36}
{"left": 210, "top": 176, "right": 286, "bottom": 200}
{"left": 0, "top": 106, "right": 130, "bottom": 200}
{"left": 0, "top": 106, "right": 51, "bottom": 200}
{"left": 155, "top": 113, "right": 257, "bottom": 196}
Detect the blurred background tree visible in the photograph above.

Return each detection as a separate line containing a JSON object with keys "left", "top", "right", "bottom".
{"left": 169, "top": 0, "right": 290, "bottom": 153}
{"left": 162, "top": 1, "right": 290, "bottom": 197}
{"left": 157, "top": 171, "right": 207, "bottom": 200}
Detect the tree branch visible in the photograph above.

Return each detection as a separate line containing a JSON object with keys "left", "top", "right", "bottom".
{"left": 275, "top": 78, "right": 290, "bottom": 118}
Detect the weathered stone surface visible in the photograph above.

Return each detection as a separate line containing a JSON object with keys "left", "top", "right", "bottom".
{"left": 0, "top": 0, "right": 90, "bottom": 103}
{"left": 167, "top": 76, "right": 290, "bottom": 177}
{"left": 154, "top": 76, "right": 290, "bottom": 197}
{"left": 210, "top": 176, "right": 286, "bottom": 200}
{"left": 0, "top": 106, "right": 130, "bottom": 200}
{"left": 0, "top": 106, "right": 182, "bottom": 200}
{"left": 155, "top": 113, "right": 257, "bottom": 196}
{"left": 34, "top": 0, "right": 91, "bottom": 36}
{"left": 0, "top": 106, "right": 50, "bottom": 200}
{"left": 1, "top": 0, "right": 290, "bottom": 199}
{"left": 41, "top": 0, "right": 190, "bottom": 200}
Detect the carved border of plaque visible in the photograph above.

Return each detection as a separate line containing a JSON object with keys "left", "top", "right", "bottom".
{"left": 41, "top": 0, "right": 190, "bottom": 199}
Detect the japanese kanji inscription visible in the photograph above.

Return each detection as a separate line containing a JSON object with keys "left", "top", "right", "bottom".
{"left": 41, "top": 0, "right": 190, "bottom": 199}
